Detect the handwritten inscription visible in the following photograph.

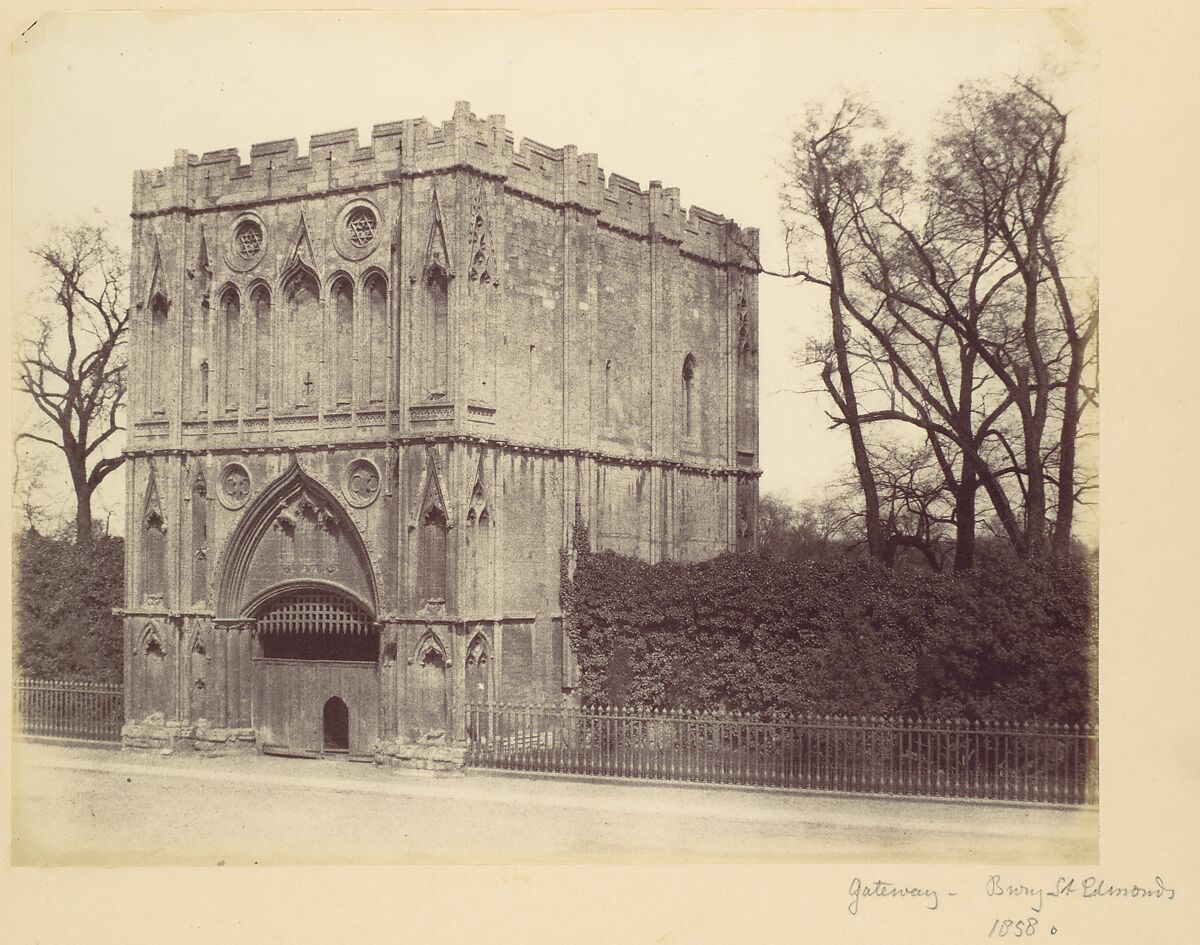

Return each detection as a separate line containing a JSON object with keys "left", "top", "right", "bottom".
{"left": 844, "top": 873, "right": 1177, "bottom": 936}
{"left": 986, "top": 874, "right": 1176, "bottom": 912}
{"left": 847, "top": 878, "right": 948, "bottom": 915}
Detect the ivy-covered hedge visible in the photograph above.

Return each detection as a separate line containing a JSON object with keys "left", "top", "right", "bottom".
{"left": 14, "top": 530, "right": 124, "bottom": 684}
{"left": 562, "top": 547, "right": 1096, "bottom": 723}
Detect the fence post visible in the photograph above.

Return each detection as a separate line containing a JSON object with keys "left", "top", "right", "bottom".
{"left": 446, "top": 695, "right": 1097, "bottom": 808}
{"left": 15, "top": 677, "right": 124, "bottom": 743}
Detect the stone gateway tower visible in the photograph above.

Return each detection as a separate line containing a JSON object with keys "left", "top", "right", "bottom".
{"left": 121, "top": 103, "right": 760, "bottom": 765}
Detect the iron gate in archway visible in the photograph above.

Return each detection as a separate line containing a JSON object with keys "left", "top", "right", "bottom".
{"left": 252, "top": 587, "right": 379, "bottom": 759}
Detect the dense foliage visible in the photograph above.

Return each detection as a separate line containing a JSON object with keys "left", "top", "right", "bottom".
{"left": 14, "top": 530, "right": 124, "bottom": 683}
{"left": 563, "top": 545, "right": 1096, "bottom": 723}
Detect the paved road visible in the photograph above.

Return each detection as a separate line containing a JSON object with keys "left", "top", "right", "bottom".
{"left": 11, "top": 741, "right": 1097, "bottom": 865}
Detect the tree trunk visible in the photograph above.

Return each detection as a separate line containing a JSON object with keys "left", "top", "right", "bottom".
{"left": 66, "top": 443, "right": 95, "bottom": 544}
{"left": 1053, "top": 343, "right": 1085, "bottom": 555}
{"left": 952, "top": 343, "right": 978, "bottom": 572}
{"left": 1017, "top": 242, "right": 1051, "bottom": 558}
{"left": 75, "top": 487, "right": 94, "bottom": 544}
{"left": 953, "top": 459, "right": 977, "bottom": 571}
{"left": 819, "top": 207, "right": 885, "bottom": 561}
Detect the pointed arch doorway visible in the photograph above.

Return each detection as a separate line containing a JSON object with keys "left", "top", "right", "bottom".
{"left": 253, "top": 585, "right": 380, "bottom": 760}
{"left": 214, "top": 460, "right": 382, "bottom": 760}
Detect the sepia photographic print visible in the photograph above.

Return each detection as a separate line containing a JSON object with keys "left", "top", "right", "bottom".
{"left": 3, "top": 4, "right": 1197, "bottom": 944}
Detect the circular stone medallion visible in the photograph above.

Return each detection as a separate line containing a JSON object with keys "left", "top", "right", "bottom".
{"left": 333, "top": 198, "right": 383, "bottom": 262}
{"left": 343, "top": 458, "right": 381, "bottom": 508}
{"left": 224, "top": 212, "right": 267, "bottom": 273}
{"left": 218, "top": 463, "right": 252, "bottom": 510}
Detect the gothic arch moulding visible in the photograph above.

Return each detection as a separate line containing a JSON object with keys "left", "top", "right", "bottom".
{"left": 408, "top": 627, "right": 449, "bottom": 667}
{"left": 139, "top": 621, "right": 165, "bottom": 653}
{"left": 245, "top": 276, "right": 272, "bottom": 300}
{"left": 465, "top": 628, "right": 491, "bottom": 663}
{"left": 145, "top": 235, "right": 170, "bottom": 311}
{"left": 213, "top": 458, "right": 379, "bottom": 618}
{"left": 466, "top": 454, "right": 491, "bottom": 526}
{"left": 467, "top": 179, "right": 497, "bottom": 288}
{"left": 279, "top": 211, "right": 319, "bottom": 292}
{"left": 189, "top": 458, "right": 208, "bottom": 494}
{"left": 421, "top": 187, "right": 453, "bottom": 281}
{"left": 194, "top": 228, "right": 213, "bottom": 295}
{"left": 410, "top": 446, "right": 450, "bottom": 530}
{"left": 359, "top": 266, "right": 388, "bottom": 293}
{"left": 465, "top": 630, "right": 493, "bottom": 705}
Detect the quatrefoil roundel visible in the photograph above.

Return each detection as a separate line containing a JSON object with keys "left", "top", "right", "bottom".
{"left": 218, "top": 463, "right": 252, "bottom": 510}
{"left": 343, "top": 458, "right": 381, "bottom": 508}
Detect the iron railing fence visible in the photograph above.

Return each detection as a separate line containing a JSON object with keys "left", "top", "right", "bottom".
{"left": 15, "top": 677, "right": 124, "bottom": 742}
{"left": 466, "top": 703, "right": 1099, "bottom": 805}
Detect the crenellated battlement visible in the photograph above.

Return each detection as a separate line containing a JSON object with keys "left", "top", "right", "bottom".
{"left": 133, "top": 101, "right": 757, "bottom": 266}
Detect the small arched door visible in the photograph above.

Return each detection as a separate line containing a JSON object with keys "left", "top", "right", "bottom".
{"left": 323, "top": 696, "right": 349, "bottom": 752}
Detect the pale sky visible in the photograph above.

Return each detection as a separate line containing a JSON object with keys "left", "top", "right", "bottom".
{"left": 10, "top": 10, "right": 1098, "bottom": 536}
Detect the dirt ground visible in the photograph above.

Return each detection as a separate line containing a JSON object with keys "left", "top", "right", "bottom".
{"left": 10, "top": 740, "right": 1098, "bottom": 866}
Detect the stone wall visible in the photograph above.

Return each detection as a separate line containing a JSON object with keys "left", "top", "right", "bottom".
{"left": 122, "top": 103, "right": 760, "bottom": 765}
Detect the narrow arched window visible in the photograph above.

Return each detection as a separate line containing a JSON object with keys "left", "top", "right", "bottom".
{"left": 737, "top": 311, "right": 754, "bottom": 448}
{"left": 365, "top": 273, "right": 387, "bottom": 404}
{"left": 285, "top": 271, "right": 320, "bottom": 408}
{"left": 143, "top": 510, "right": 166, "bottom": 604}
{"left": 191, "top": 479, "right": 208, "bottom": 605}
{"left": 189, "top": 291, "right": 208, "bottom": 417}
{"left": 604, "top": 359, "right": 612, "bottom": 429}
{"left": 333, "top": 277, "right": 354, "bottom": 406}
{"left": 220, "top": 288, "right": 241, "bottom": 411}
{"left": 428, "top": 269, "right": 448, "bottom": 397}
{"left": 420, "top": 503, "right": 448, "bottom": 601}
{"left": 149, "top": 296, "right": 169, "bottom": 414}
{"left": 682, "top": 354, "right": 697, "bottom": 439}
{"left": 252, "top": 286, "right": 271, "bottom": 409}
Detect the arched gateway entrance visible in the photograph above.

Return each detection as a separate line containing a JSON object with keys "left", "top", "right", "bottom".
{"left": 253, "top": 587, "right": 379, "bottom": 759}
{"left": 215, "top": 461, "right": 382, "bottom": 760}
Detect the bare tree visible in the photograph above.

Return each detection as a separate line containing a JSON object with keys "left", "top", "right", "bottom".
{"left": 11, "top": 449, "right": 57, "bottom": 534}
{"left": 767, "top": 101, "right": 890, "bottom": 559}
{"left": 757, "top": 491, "right": 857, "bottom": 561}
{"left": 871, "top": 442, "right": 956, "bottom": 571}
{"left": 756, "top": 493, "right": 799, "bottom": 557}
{"left": 16, "top": 224, "right": 130, "bottom": 544}
{"left": 929, "top": 79, "right": 1099, "bottom": 556}
{"left": 765, "top": 77, "right": 1096, "bottom": 568}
